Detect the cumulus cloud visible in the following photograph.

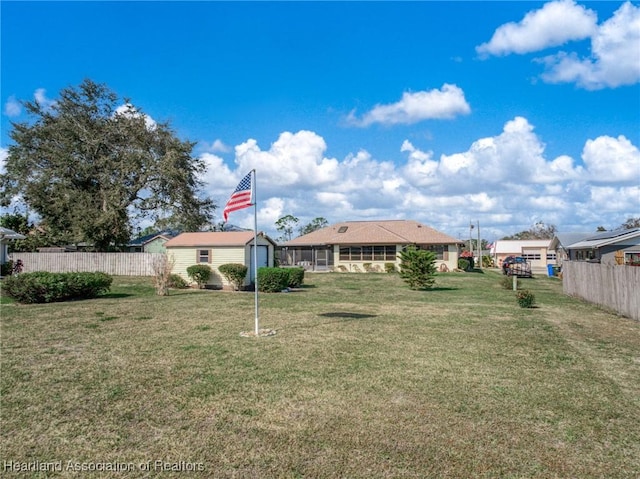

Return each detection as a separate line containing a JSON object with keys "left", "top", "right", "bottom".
{"left": 346, "top": 84, "right": 471, "bottom": 127}
{"left": 477, "top": 1, "right": 639, "bottom": 89}
{"left": 233, "top": 130, "right": 340, "bottom": 191}
{"left": 476, "top": 0, "right": 597, "bottom": 56}
{"left": 539, "top": 2, "right": 640, "bottom": 89}
{"left": 4, "top": 96, "right": 21, "bottom": 117}
{"left": 204, "top": 122, "right": 638, "bottom": 240}
{"left": 581, "top": 134, "right": 640, "bottom": 182}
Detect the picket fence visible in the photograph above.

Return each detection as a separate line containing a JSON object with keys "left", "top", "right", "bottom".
{"left": 9, "top": 252, "right": 163, "bottom": 276}
{"left": 562, "top": 261, "right": 640, "bottom": 321}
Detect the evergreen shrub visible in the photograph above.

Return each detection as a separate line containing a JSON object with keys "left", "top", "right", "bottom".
{"left": 186, "top": 265, "right": 212, "bottom": 289}
{"left": 286, "top": 267, "right": 305, "bottom": 288}
{"left": 219, "top": 263, "right": 248, "bottom": 291}
{"left": 257, "top": 267, "right": 289, "bottom": 292}
{"left": 2, "top": 271, "right": 112, "bottom": 303}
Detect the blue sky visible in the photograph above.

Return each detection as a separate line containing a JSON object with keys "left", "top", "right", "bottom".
{"left": 1, "top": 1, "right": 639, "bottom": 242}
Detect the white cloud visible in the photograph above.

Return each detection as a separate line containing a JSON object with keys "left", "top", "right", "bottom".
{"left": 234, "top": 130, "right": 340, "bottom": 191}
{"left": 478, "top": 1, "right": 640, "bottom": 89}
{"left": 476, "top": 0, "right": 597, "bottom": 56}
{"left": 114, "top": 103, "right": 157, "bottom": 130}
{"left": 4, "top": 96, "right": 21, "bottom": 117}
{"left": 33, "top": 88, "right": 56, "bottom": 111}
{"left": 540, "top": 2, "right": 640, "bottom": 89}
{"left": 0, "top": 147, "right": 7, "bottom": 174}
{"left": 581, "top": 134, "right": 640, "bottom": 182}
{"left": 346, "top": 84, "right": 471, "bottom": 127}
{"left": 203, "top": 121, "right": 638, "bottom": 239}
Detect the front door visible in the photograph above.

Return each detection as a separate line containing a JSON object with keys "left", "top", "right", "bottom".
{"left": 250, "top": 245, "right": 269, "bottom": 280}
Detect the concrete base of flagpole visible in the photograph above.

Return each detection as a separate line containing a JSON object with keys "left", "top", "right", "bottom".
{"left": 239, "top": 328, "right": 277, "bottom": 338}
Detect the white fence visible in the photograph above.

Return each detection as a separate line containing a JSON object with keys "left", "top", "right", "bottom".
{"left": 9, "top": 252, "right": 163, "bottom": 276}
{"left": 563, "top": 261, "right": 640, "bottom": 321}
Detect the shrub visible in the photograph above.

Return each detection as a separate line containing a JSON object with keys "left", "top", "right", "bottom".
{"left": 384, "top": 263, "right": 396, "bottom": 273}
{"left": 398, "top": 246, "right": 437, "bottom": 290}
{"left": 286, "top": 267, "right": 305, "bottom": 288}
{"left": 501, "top": 276, "right": 521, "bottom": 290}
{"left": 458, "top": 259, "right": 470, "bottom": 271}
{"left": 168, "top": 274, "right": 188, "bottom": 289}
{"left": 516, "top": 289, "right": 536, "bottom": 308}
{"left": 152, "top": 254, "right": 174, "bottom": 296}
{"left": 186, "top": 264, "right": 212, "bottom": 289}
{"left": 1, "top": 259, "right": 23, "bottom": 276}
{"left": 219, "top": 263, "right": 248, "bottom": 291}
{"left": 2, "top": 271, "right": 112, "bottom": 304}
{"left": 257, "top": 267, "right": 289, "bottom": 292}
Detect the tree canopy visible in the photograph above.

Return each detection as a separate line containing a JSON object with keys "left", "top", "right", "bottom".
{"left": 299, "top": 217, "right": 329, "bottom": 236}
{"left": 1, "top": 79, "right": 214, "bottom": 251}
{"left": 501, "top": 222, "right": 557, "bottom": 240}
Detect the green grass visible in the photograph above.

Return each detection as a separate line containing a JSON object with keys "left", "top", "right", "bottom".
{"left": 1, "top": 271, "right": 639, "bottom": 478}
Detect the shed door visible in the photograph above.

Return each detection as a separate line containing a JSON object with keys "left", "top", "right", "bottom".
{"left": 250, "top": 245, "right": 269, "bottom": 280}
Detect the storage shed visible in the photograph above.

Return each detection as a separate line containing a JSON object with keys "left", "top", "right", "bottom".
{"left": 165, "top": 231, "right": 276, "bottom": 289}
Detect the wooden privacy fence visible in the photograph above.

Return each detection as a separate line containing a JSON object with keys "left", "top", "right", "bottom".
{"left": 563, "top": 261, "right": 640, "bottom": 321}
{"left": 9, "top": 252, "right": 163, "bottom": 276}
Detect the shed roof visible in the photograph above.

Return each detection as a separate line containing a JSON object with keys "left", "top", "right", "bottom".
{"left": 283, "top": 220, "right": 462, "bottom": 246}
{"left": 165, "top": 231, "right": 275, "bottom": 248}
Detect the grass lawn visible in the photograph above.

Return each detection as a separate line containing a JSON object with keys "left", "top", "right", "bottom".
{"left": 1, "top": 270, "right": 639, "bottom": 478}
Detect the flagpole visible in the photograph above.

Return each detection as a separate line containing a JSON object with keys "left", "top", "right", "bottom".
{"left": 252, "top": 169, "right": 260, "bottom": 335}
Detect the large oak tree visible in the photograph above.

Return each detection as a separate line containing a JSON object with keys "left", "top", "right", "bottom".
{"left": 1, "top": 79, "right": 214, "bottom": 250}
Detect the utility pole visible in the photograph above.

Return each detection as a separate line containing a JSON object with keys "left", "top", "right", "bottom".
{"left": 477, "top": 220, "right": 482, "bottom": 270}
{"left": 469, "top": 222, "right": 474, "bottom": 268}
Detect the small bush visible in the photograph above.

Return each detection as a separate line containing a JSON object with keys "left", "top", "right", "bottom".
{"left": 516, "top": 289, "right": 536, "bottom": 308}
{"left": 2, "top": 271, "right": 112, "bottom": 304}
{"left": 257, "top": 267, "right": 289, "bottom": 292}
{"left": 501, "top": 276, "right": 521, "bottom": 290}
{"left": 186, "top": 264, "right": 212, "bottom": 289}
{"left": 219, "top": 263, "right": 248, "bottom": 291}
{"left": 384, "top": 263, "right": 396, "bottom": 273}
{"left": 168, "top": 274, "right": 188, "bottom": 289}
{"left": 458, "top": 259, "right": 470, "bottom": 271}
{"left": 286, "top": 267, "right": 305, "bottom": 288}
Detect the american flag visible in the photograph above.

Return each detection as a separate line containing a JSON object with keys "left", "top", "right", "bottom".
{"left": 223, "top": 172, "right": 253, "bottom": 222}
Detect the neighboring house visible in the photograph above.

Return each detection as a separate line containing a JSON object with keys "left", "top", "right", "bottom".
{"left": 127, "top": 230, "right": 179, "bottom": 253}
{"left": 164, "top": 231, "right": 276, "bottom": 289}
{"left": 0, "top": 227, "right": 26, "bottom": 266}
{"left": 549, "top": 232, "right": 591, "bottom": 267}
{"left": 564, "top": 228, "right": 640, "bottom": 266}
{"left": 491, "top": 240, "right": 555, "bottom": 271}
{"left": 280, "top": 220, "right": 464, "bottom": 272}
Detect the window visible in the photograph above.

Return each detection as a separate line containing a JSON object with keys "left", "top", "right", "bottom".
{"left": 197, "top": 249, "right": 211, "bottom": 263}
{"left": 418, "top": 244, "right": 445, "bottom": 260}
{"left": 339, "top": 245, "right": 396, "bottom": 261}
{"left": 625, "top": 252, "right": 640, "bottom": 266}
{"left": 338, "top": 226, "right": 348, "bottom": 233}
{"left": 547, "top": 253, "right": 557, "bottom": 261}
{"left": 522, "top": 253, "right": 541, "bottom": 261}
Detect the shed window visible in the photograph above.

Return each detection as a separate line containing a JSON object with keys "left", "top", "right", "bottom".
{"left": 197, "top": 249, "right": 211, "bottom": 263}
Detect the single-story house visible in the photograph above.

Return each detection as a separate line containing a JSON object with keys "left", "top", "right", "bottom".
{"left": 0, "top": 227, "right": 26, "bottom": 266}
{"left": 491, "top": 240, "right": 555, "bottom": 271}
{"left": 165, "top": 231, "right": 276, "bottom": 289}
{"left": 563, "top": 228, "right": 640, "bottom": 266}
{"left": 127, "top": 229, "right": 180, "bottom": 253}
{"left": 280, "top": 220, "right": 464, "bottom": 272}
{"left": 549, "top": 232, "right": 592, "bottom": 267}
